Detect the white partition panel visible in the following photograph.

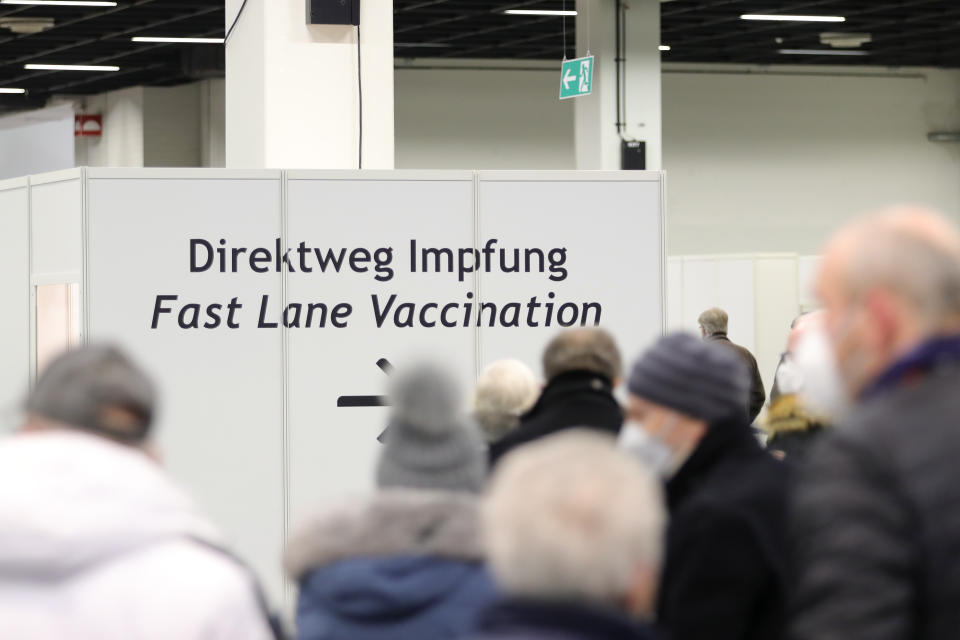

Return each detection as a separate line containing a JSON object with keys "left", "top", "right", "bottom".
{"left": 754, "top": 256, "right": 801, "bottom": 395}
{"left": 0, "top": 178, "right": 29, "bottom": 413}
{"left": 680, "top": 256, "right": 756, "bottom": 352}
{"left": 285, "top": 171, "right": 478, "bottom": 525}
{"left": 798, "top": 255, "right": 822, "bottom": 312}
{"left": 84, "top": 169, "right": 286, "bottom": 601}
{"left": 477, "top": 172, "right": 665, "bottom": 372}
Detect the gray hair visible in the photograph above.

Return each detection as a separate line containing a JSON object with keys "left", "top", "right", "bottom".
{"left": 698, "top": 307, "right": 729, "bottom": 336}
{"left": 483, "top": 430, "right": 665, "bottom": 607}
{"left": 841, "top": 209, "right": 960, "bottom": 331}
{"left": 472, "top": 359, "right": 540, "bottom": 442}
{"left": 25, "top": 344, "right": 156, "bottom": 443}
{"left": 542, "top": 328, "right": 622, "bottom": 383}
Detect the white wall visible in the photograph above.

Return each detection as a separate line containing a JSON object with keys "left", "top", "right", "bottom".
{"left": 143, "top": 84, "right": 202, "bottom": 167}
{"left": 395, "top": 62, "right": 574, "bottom": 169}
{"left": 200, "top": 78, "right": 226, "bottom": 168}
{"left": 394, "top": 62, "right": 960, "bottom": 256}
{"left": 0, "top": 104, "right": 74, "bottom": 180}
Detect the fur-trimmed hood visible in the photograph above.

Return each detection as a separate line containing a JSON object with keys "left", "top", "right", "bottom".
{"left": 284, "top": 489, "right": 483, "bottom": 580}
{"left": 764, "top": 394, "right": 829, "bottom": 437}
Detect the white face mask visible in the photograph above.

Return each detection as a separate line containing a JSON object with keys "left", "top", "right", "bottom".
{"left": 618, "top": 419, "right": 688, "bottom": 479}
{"left": 793, "top": 325, "right": 851, "bottom": 420}
{"left": 775, "top": 357, "right": 805, "bottom": 396}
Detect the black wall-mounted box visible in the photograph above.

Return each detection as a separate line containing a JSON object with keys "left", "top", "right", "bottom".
{"left": 307, "top": 0, "right": 360, "bottom": 25}
{"left": 621, "top": 140, "right": 646, "bottom": 170}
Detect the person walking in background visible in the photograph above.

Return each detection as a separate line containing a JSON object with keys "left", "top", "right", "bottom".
{"left": 472, "top": 359, "right": 540, "bottom": 444}
{"left": 285, "top": 362, "right": 496, "bottom": 640}
{"left": 621, "top": 333, "right": 788, "bottom": 640}
{"left": 468, "top": 430, "right": 665, "bottom": 640}
{"left": 488, "top": 328, "right": 623, "bottom": 466}
{"left": 699, "top": 308, "right": 766, "bottom": 422}
{"left": 764, "top": 311, "right": 830, "bottom": 462}
{"left": 791, "top": 209, "right": 960, "bottom": 640}
{"left": 0, "top": 346, "right": 279, "bottom": 640}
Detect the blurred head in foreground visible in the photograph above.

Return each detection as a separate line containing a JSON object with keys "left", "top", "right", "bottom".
{"left": 472, "top": 359, "right": 539, "bottom": 443}
{"left": 542, "top": 327, "right": 623, "bottom": 385}
{"left": 484, "top": 430, "right": 665, "bottom": 619}
{"left": 378, "top": 361, "right": 486, "bottom": 492}
{"left": 23, "top": 345, "right": 156, "bottom": 449}
{"left": 812, "top": 207, "right": 960, "bottom": 405}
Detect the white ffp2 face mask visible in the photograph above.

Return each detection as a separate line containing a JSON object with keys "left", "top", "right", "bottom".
{"left": 618, "top": 420, "right": 686, "bottom": 479}
{"left": 774, "top": 357, "right": 804, "bottom": 396}
{"left": 794, "top": 325, "right": 851, "bottom": 420}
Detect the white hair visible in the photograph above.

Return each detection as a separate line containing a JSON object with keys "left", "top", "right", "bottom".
{"left": 472, "top": 359, "right": 539, "bottom": 442}
{"left": 483, "top": 430, "right": 666, "bottom": 607}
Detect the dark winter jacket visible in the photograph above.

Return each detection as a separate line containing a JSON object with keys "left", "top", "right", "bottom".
{"left": 284, "top": 490, "right": 497, "bottom": 640}
{"left": 489, "top": 370, "right": 622, "bottom": 467}
{"left": 658, "top": 417, "right": 789, "bottom": 640}
{"left": 706, "top": 333, "right": 766, "bottom": 423}
{"left": 763, "top": 394, "right": 828, "bottom": 463}
{"left": 791, "top": 335, "right": 960, "bottom": 640}
{"left": 466, "top": 598, "right": 659, "bottom": 640}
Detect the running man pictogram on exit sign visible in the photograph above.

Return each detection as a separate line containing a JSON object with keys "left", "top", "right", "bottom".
{"left": 559, "top": 55, "right": 594, "bottom": 100}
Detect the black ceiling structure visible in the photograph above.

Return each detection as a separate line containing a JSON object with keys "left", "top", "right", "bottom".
{"left": 0, "top": 1, "right": 958, "bottom": 112}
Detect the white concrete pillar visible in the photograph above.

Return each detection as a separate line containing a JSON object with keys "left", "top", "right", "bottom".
{"left": 74, "top": 86, "right": 145, "bottom": 168}
{"left": 225, "top": 0, "right": 394, "bottom": 169}
{"left": 574, "top": 0, "right": 661, "bottom": 170}
{"left": 200, "top": 78, "right": 226, "bottom": 168}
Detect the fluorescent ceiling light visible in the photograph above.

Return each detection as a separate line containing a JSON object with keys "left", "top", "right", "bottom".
{"left": 659, "top": 45, "right": 671, "bottom": 51}
{"left": 741, "top": 14, "right": 845, "bottom": 22}
{"left": 504, "top": 9, "right": 577, "bottom": 16}
{"left": 25, "top": 63, "right": 120, "bottom": 71}
{"left": 779, "top": 48, "right": 868, "bottom": 56}
{"left": 0, "top": 1, "right": 117, "bottom": 6}
{"left": 395, "top": 42, "right": 451, "bottom": 48}
{"left": 0, "top": 88, "right": 26, "bottom": 94}
{"left": 132, "top": 36, "right": 224, "bottom": 44}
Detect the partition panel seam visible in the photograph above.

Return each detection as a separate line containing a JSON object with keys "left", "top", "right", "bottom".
{"left": 473, "top": 172, "right": 482, "bottom": 379}
{"left": 280, "top": 170, "right": 291, "bottom": 610}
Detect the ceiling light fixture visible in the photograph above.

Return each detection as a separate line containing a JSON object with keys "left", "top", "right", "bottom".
{"left": 504, "top": 9, "right": 577, "bottom": 16}
{"left": 778, "top": 48, "right": 868, "bottom": 56}
{"left": 741, "top": 14, "right": 845, "bottom": 23}
{"left": 0, "top": 1, "right": 117, "bottom": 6}
{"left": 0, "top": 87, "right": 26, "bottom": 94}
{"left": 25, "top": 63, "right": 120, "bottom": 70}
{"left": 659, "top": 45, "right": 671, "bottom": 51}
{"left": 131, "top": 36, "right": 225, "bottom": 44}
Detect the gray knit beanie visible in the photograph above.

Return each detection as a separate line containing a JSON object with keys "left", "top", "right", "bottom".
{"left": 627, "top": 332, "right": 750, "bottom": 424}
{"left": 25, "top": 344, "right": 156, "bottom": 442}
{"left": 377, "top": 362, "right": 486, "bottom": 493}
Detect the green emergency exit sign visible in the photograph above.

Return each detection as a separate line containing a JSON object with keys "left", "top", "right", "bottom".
{"left": 559, "top": 55, "right": 594, "bottom": 100}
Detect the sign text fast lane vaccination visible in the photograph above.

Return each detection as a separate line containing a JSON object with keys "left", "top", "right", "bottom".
{"left": 149, "top": 238, "right": 604, "bottom": 330}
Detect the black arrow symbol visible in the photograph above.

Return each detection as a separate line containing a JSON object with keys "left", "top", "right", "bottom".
{"left": 337, "top": 358, "right": 393, "bottom": 407}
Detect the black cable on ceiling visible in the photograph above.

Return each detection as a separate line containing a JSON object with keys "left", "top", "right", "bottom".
{"left": 224, "top": 0, "right": 249, "bottom": 46}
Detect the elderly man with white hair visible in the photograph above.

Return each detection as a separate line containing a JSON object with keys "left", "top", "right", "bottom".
{"left": 791, "top": 208, "right": 960, "bottom": 640}
{"left": 472, "top": 359, "right": 540, "bottom": 443}
{"left": 467, "top": 430, "right": 664, "bottom": 640}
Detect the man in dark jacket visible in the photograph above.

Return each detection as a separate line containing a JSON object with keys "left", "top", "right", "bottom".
{"left": 699, "top": 308, "right": 766, "bottom": 422}
{"left": 470, "top": 430, "right": 663, "bottom": 640}
{"left": 620, "top": 333, "right": 789, "bottom": 640}
{"left": 790, "top": 209, "right": 960, "bottom": 640}
{"left": 488, "top": 328, "right": 623, "bottom": 467}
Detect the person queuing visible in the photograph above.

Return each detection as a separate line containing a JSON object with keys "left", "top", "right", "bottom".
{"left": 698, "top": 308, "right": 766, "bottom": 423}
{"left": 284, "top": 362, "right": 496, "bottom": 640}
{"left": 621, "top": 333, "right": 789, "bottom": 640}
{"left": 472, "top": 359, "right": 540, "bottom": 444}
{"left": 469, "top": 430, "right": 665, "bottom": 640}
{"left": 488, "top": 328, "right": 623, "bottom": 466}
{"left": 791, "top": 209, "right": 960, "bottom": 640}
{"left": 0, "top": 346, "right": 280, "bottom": 640}
{"left": 764, "top": 311, "right": 830, "bottom": 462}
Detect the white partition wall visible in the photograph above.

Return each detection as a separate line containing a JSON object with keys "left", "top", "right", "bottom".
{"left": 477, "top": 172, "right": 665, "bottom": 370}
{"left": 84, "top": 169, "right": 286, "bottom": 599}
{"left": 8, "top": 168, "right": 665, "bottom": 607}
{"left": 285, "top": 172, "right": 478, "bottom": 526}
{"left": 0, "top": 177, "right": 29, "bottom": 414}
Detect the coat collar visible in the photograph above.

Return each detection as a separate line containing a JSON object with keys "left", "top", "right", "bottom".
{"left": 665, "top": 417, "right": 758, "bottom": 510}
{"left": 284, "top": 490, "right": 483, "bottom": 580}
{"left": 528, "top": 370, "right": 614, "bottom": 412}
{"left": 862, "top": 333, "right": 960, "bottom": 400}
{"left": 478, "top": 598, "right": 657, "bottom": 640}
